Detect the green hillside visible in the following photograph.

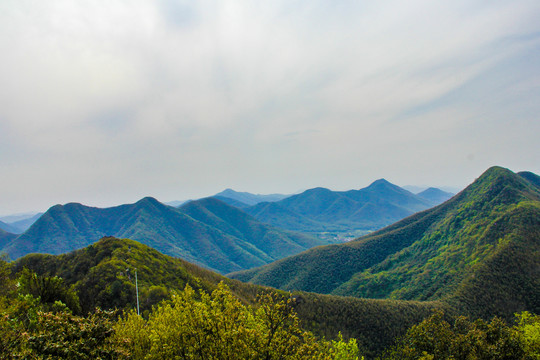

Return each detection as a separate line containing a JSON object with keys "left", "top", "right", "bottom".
{"left": 244, "top": 179, "right": 436, "bottom": 233}
{"left": 230, "top": 166, "right": 540, "bottom": 320}
{"left": 13, "top": 237, "right": 262, "bottom": 313}
{"left": 179, "top": 197, "right": 321, "bottom": 260}
{"left": 12, "top": 236, "right": 448, "bottom": 356}
{"left": 1, "top": 197, "right": 326, "bottom": 274}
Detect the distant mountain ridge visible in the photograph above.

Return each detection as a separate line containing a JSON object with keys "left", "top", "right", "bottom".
{"left": 0, "top": 197, "right": 325, "bottom": 274}
{"left": 230, "top": 167, "right": 540, "bottom": 320}
{"left": 416, "top": 187, "right": 454, "bottom": 204}
{"left": 213, "top": 189, "right": 289, "bottom": 207}
{"left": 0, "top": 213, "right": 43, "bottom": 234}
{"left": 243, "top": 179, "right": 441, "bottom": 233}
{"left": 0, "top": 227, "right": 17, "bottom": 250}
{"left": 0, "top": 220, "right": 21, "bottom": 234}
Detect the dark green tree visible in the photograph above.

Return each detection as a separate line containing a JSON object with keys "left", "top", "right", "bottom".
{"left": 17, "top": 268, "right": 81, "bottom": 314}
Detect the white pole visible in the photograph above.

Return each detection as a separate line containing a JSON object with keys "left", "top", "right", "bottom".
{"left": 135, "top": 269, "right": 140, "bottom": 316}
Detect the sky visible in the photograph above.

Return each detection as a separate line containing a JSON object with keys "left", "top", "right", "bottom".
{"left": 1, "top": 0, "right": 539, "bottom": 216}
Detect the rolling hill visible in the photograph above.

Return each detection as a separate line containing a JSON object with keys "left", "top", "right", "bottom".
{"left": 243, "top": 179, "right": 437, "bottom": 233}
{"left": 230, "top": 166, "right": 540, "bottom": 320}
{"left": 0, "top": 197, "right": 326, "bottom": 274}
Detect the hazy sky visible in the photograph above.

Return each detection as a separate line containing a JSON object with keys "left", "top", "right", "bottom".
{"left": 1, "top": 0, "right": 539, "bottom": 215}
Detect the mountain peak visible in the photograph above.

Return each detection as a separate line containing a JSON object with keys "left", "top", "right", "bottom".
{"left": 304, "top": 187, "right": 333, "bottom": 194}
{"left": 217, "top": 188, "right": 240, "bottom": 196}
{"left": 135, "top": 197, "right": 161, "bottom": 206}
{"left": 364, "top": 178, "right": 404, "bottom": 193}
{"left": 478, "top": 166, "right": 516, "bottom": 181}
{"left": 367, "top": 178, "right": 393, "bottom": 188}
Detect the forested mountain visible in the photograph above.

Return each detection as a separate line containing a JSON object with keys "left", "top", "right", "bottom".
{"left": 0, "top": 197, "right": 325, "bottom": 274}
{"left": 13, "top": 236, "right": 447, "bottom": 356}
{"left": 13, "top": 237, "right": 260, "bottom": 313}
{"left": 519, "top": 170, "right": 540, "bottom": 188}
{"left": 244, "top": 179, "right": 436, "bottom": 232}
{"left": 230, "top": 166, "right": 540, "bottom": 320}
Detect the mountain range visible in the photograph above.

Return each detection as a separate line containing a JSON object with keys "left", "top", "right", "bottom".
{"left": 230, "top": 166, "right": 540, "bottom": 319}
{"left": 0, "top": 180, "right": 453, "bottom": 273}
{"left": 0, "top": 213, "right": 43, "bottom": 234}
{"left": 4, "top": 166, "right": 539, "bottom": 357}
{"left": 0, "top": 197, "right": 325, "bottom": 274}
{"left": 242, "top": 179, "right": 448, "bottom": 233}
{"left": 213, "top": 188, "right": 289, "bottom": 207}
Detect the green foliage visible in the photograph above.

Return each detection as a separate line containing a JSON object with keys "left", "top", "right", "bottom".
{"left": 0, "top": 254, "right": 15, "bottom": 297}
{"left": 328, "top": 333, "right": 362, "bottom": 360}
{"left": 293, "top": 291, "right": 449, "bottom": 358}
{"left": 23, "top": 309, "right": 127, "bottom": 359}
{"left": 11, "top": 237, "right": 433, "bottom": 356}
{"left": 515, "top": 312, "right": 540, "bottom": 359}
{"left": 0, "top": 302, "right": 126, "bottom": 359}
{"left": 17, "top": 268, "right": 81, "bottom": 314}
{"left": 380, "top": 311, "right": 540, "bottom": 360}
{"left": 14, "top": 237, "right": 264, "bottom": 313}
{"left": 114, "top": 282, "right": 362, "bottom": 359}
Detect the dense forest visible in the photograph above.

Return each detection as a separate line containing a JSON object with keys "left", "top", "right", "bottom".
{"left": 1, "top": 251, "right": 539, "bottom": 359}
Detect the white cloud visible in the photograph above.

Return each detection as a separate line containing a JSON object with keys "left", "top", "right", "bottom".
{"left": 0, "top": 0, "right": 539, "bottom": 214}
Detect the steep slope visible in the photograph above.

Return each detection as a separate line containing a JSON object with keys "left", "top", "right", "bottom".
{"left": 230, "top": 167, "right": 540, "bottom": 319}
{"left": 1, "top": 197, "right": 326, "bottom": 274}
{"left": 519, "top": 170, "right": 540, "bottom": 189}
{"left": 417, "top": 187, "right": 454, "bottom": 205}
{"left": 244, "top": 180, "right": 435, "bottom": 232}
{"left": 179, "top": 197, "right": 324, "bottom": 260}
